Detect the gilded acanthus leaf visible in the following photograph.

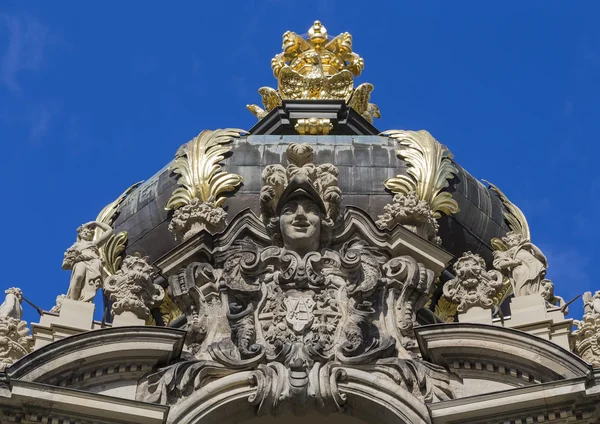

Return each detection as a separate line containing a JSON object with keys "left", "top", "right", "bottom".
{"left": 382, "top": 130, "right": 459, "bottom": 219}
{"left": 434, "top": 296, "right": 458, "bottom": 323}
{"left": 491, "top": 277, "right": 513, "bottom": 309}
{"left": 95, "top": 181, "right": 143, "bottom": 277}
{"left": 483, "top": 180, "right": 530, "bottom": 241}
{"left": 165, "top": 129, "right": 246, "bottom": 211}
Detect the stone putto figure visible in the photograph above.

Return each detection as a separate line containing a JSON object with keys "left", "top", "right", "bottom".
{"left": 0, "top": 288, "right": 32, "bottom": 370}
{"left": 62, "top": 221, "right": 113, "bottom": 303}
{"left": 492, "top": 231, "right": 562, "bottom": 307}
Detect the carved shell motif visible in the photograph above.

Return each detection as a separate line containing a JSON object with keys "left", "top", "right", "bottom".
{"left": 382, "top": 130, "right": 459, "bottom": 219}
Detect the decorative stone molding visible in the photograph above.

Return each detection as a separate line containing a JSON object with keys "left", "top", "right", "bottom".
{"left": 137, "top": 142, "right": 455, "bottom": 413}
{"left": 492, "top": 231, "right": 565, "bottom": 310}
{"left": 103, "top": 255, "right": 164, "bottom": 322}
{"left": 443, "top": 252, "right": 504, "bottom": 314}
{"left": 0, "top": 288, "right": 32, "bottom": 371}
{"left": 165, "top": 129, "right": 245, "bottom": 241}
{"left": 376, "top": 191, "right": 441, "bottom": 245}
{"left": 573, "top": 291, "right": 600, "bottom": 368}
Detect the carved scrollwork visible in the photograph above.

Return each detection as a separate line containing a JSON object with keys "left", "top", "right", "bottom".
{"left": 137, "top": 141, "right": 456, "bottom": 412}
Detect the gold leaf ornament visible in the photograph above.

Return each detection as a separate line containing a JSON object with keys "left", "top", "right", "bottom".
{"left": 95, "top": 182, "right": 143, "bottom": 277}
{"left": 165, "top": 129, "right": 246, "bottom": 211}
{"left": 382, "top": 130, "right": 460, "bottom": 219}
{"left": 482, "top": 180, "right": 530, "bottom": 241}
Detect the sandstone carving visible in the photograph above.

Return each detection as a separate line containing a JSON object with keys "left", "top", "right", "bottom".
{"left": 376, "top": 191, "right": 441, "bottom": 245}
{"left": 103, "top": 254, "right": 164, "bottom": 321}
{"left": 492, "top": 231, "right": 564, "bottom": 309}
{"left": 573, "top": 291, "right": 600, "bottom": 368}
{"left": 62, "top": 221, "right": 113, "bottom": 303}
{"left": 443, "top": 252, "right": 504, "bottom": 313}
{"left": 137, "top": 143, "right": 454, "bottom": 413}
{"left": 0, "top": 288, "right": 32, "bottom": 370}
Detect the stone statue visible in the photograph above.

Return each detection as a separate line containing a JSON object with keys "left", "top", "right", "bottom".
{"left": 0, "top": 287, "right": 24, "bottom": 320}
{"left": 62, "top": 221, "right": 113, "bottom": 302}
{"left": 492, "top": 231, "right": 554, "bottom": 299}
{"left": 0, "top": 288, "right": 31, "bottom": 370}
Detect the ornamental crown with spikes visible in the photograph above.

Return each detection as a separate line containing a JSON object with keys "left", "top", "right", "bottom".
{"left": 247, "top": 20, "right": 380, "bottom": 125}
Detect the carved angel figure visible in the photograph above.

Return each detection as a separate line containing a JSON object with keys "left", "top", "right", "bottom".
{"left": 62, "top": 221, "right": 113, "bottom": 302}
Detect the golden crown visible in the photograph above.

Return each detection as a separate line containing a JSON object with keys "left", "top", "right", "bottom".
{"left": 271, "top": 20, "right": 364, "bottom": 79}
{"left": 247, "top": 21, "right": 380, "bottom": 127}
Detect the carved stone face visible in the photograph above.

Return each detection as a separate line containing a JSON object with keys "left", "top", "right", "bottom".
{"left": 454, "top": 255, "right": 483, "bottom": 288}
{"left": 78, "top": 227, "right": 94, "bottom": 242}
{"left": 279, "top": 197, "right": 321, "bottom": 256}
{"left": 502, "top": 231, "right": 523, "bottom": 248}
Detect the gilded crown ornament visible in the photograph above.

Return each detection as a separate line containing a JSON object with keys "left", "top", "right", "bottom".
{"left": 247, "top": 21, "right": 380, "bottom": 125}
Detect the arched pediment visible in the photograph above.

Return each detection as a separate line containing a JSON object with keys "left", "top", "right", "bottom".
{"left": 415, "top": 323, "right": 591, "bottom": 397}
{"left": 7, "top": 327, "right": 185, "bottom": 396}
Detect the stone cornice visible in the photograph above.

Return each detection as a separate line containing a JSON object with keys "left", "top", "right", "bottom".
{"left": 7, "top": 326, "right": 185, "bottom": 384}
{"left": 416, "top": 323, "right": 591, "bottom": 383}
{"left": 428, "top": 376, "right": 598, "bottom": 424}
{"left": 3, "top": 380, "right": 168, "bottom": 424}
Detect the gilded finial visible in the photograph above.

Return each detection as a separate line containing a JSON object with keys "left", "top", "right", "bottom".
{"left": 247, "top": 21, "right": 379, "bottom": 126}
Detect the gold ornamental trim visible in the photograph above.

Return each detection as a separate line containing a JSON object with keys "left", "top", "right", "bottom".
{"left": 483, "top": 180, "right": 531, "bottom": 242}
{"left": 382, "top": 130, "right": 460, "bottom": 219}
{"left": 165, "top": 129, "right": 246, "bottom": 211}
{"left": 95, "top": 182, "right": 143, "bottom": 276}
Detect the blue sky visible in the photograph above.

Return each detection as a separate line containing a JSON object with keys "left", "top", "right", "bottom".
{"left": 1, "top": 1, "right": 598, "bottom": 324}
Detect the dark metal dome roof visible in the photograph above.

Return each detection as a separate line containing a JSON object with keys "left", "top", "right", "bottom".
{"left": 111, "top": 133, "right": 509, "bottom": 269}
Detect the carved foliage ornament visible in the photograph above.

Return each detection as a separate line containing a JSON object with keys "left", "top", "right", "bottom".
{"left": 138, "top": 142, "right": 455, "bottom": 412}
{"left": 443, "top": 252, "right": 504, "bottom": 313}
{"left": 166, "top": 129, "right": 246, "bottom": 240}
{"left": 573, "top": 291, "right": 600, "bottom": 368}
{"left": 247, "top": 21, "right": 380, "bottom": 124}
{"left": 103, "top": 254, "right": 164, "bottom": 321}
{"left": 382, "top": 130, "right": 459, "bottom": 220}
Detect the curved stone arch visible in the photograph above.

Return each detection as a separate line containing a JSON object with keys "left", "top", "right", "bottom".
{"left": 415, "top": 323, "right": 591, "bottom": 396}
{"left": 7, "top": 327, "right": 185, "bottom": 395}
{"left": 166, "top": 368, "right": 432, "bottom": 424}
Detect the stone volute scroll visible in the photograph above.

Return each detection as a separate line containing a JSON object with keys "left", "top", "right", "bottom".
{"left": 442, "top": 252, "right": 504, "bottom": 323}
{"left": 165, "top": 129, "right": 246, "bottom": 241}
{"left": 137, "top": 142, "right": 456, "bottom": 417}
{"left": 0, "top": 288, "right": 32, "bottom": 370}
